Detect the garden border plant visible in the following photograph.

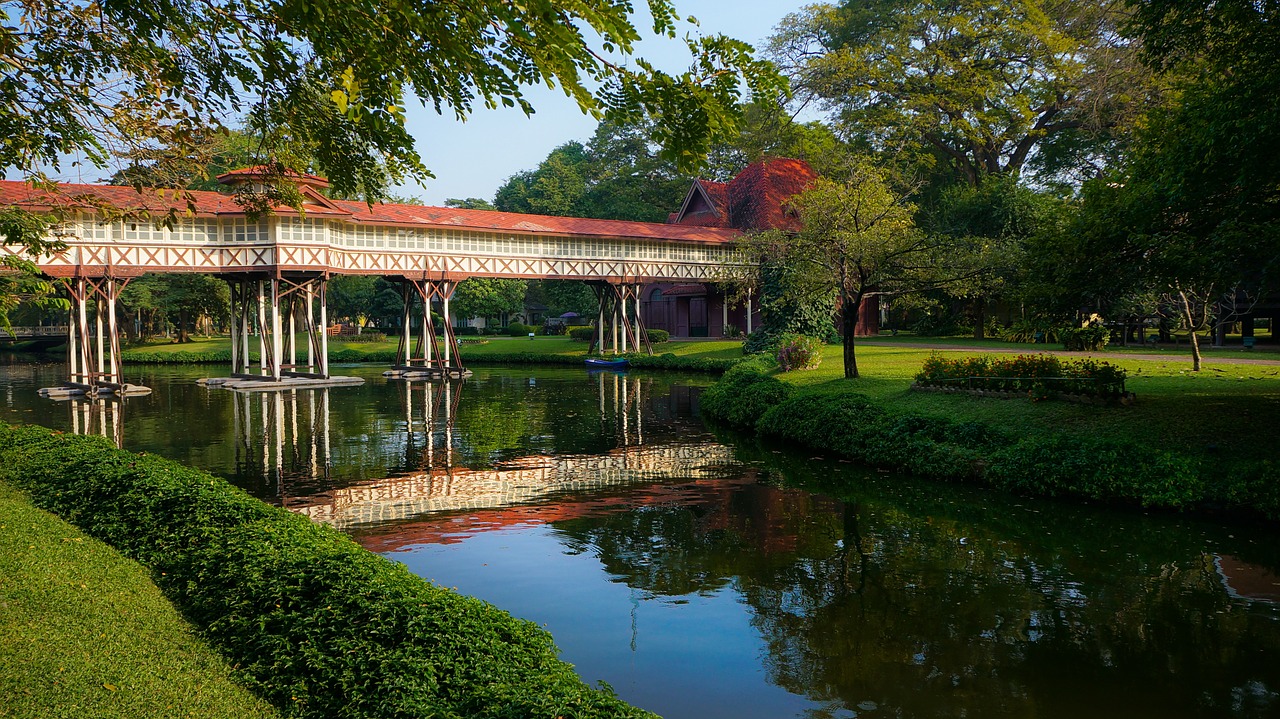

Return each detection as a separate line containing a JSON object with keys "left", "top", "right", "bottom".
{"left": 0, "top": 424, "right": 656, "bottom": 719}
{"left": 912, "top": 352, "right": 1131, "bottom": 402}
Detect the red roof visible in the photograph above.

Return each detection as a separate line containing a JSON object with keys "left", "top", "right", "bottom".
{"left": 725, "top": 157, "right": 817, "bottom": 232}
{"left": 668, "top": 158, "right": 817, "bottom": 232}
{"left": 216, "top": 166, "right": 331, "bottom": 189}
{"left": 0, "top": 180, "right": 740, "bottom": 244}
{"left": 669, "top": 180, "right": 729, "bottom": 228}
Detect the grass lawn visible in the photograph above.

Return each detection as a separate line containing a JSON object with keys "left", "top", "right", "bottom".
{"left": 116, "top": 334, "right": 1280, "bottom": 464}
{"left": 120, "top": 335, "right": 745, "bottom": 362}
{"left": 865, "top": 330, "right": 1280, "bottom": 356}
{"left": 782, "top": 343, "right": 1280, "bottom": 466}
{"left": 0, "top": 481, "right": 278, "bottom": 719}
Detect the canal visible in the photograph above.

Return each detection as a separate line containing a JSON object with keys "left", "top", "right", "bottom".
{"left": 2, "top": 359, "right": 1279, "bottom": 718}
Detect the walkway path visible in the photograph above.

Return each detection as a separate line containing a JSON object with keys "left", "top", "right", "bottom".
{"left": 858, "top": 340, "right": 1280, "bottom": 367}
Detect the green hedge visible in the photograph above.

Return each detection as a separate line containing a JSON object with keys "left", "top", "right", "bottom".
{"left": 0, "top": 424, "right": 654, "bottom": 719}
{"left": 701, "top": 362, "right": 1214, "bottom": 511}
{"left": 122, "top": 350, "right": 235, "bottom": 363}
{"left": 567, "top": 328, "right": 670, "bottom": 343}
{"left": 914, "top": 352, "right": 1128, "bottom": 400}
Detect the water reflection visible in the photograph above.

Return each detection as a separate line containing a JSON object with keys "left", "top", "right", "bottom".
{"left": 4, "top": 363, "right": 1280, "bottom": 718}
{"left": 373, "top": 444, "right": 1280, "bottom": 719}
{"left": 287, "top": 374, "right": 743, "bottom": 534}
{"left": 231, "top": 387, "right": 333, "bottom": 494}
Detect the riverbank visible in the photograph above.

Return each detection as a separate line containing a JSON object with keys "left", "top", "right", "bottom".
{"left": 0, "top": 481, "right": 279, "bottom": 719}
{"left": 701, "top": 345, "right": 1280, "bottom": 520}
{"left": 0, "top": 425, "right": 655, "bottom": 719}
{"left": 104, "top": 336, "right": 745, "bottom": 372}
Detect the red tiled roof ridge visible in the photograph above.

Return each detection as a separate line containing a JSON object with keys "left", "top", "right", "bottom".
{"left": 216, "top": 166, "right": 331, "bottom": 188}
{"left": 0, "top": 179, "right": 740, "bottom": 243}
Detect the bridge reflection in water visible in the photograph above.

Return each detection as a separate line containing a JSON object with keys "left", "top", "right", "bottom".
{"left": 289, "top": 373, "right": 739, "bottom": 531}
{"left": 54, "top": 368, "right": 737, "bottom": 533}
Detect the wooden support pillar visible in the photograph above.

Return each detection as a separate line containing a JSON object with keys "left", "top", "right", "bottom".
{"left": 106, "top": 279, "right": 120, "bottom": 385}
{"left": 257, "top": 281, "right": 268, "bottom": 375}
{"left": 240, "top": 282, "right": 251, "bottom": 374}
{"left": 596, "top": 286, "right": 606, "bottom": 355}
{"left": 228, "top": 282, "right": 239, "bottom": 373}
{"left": 442, "top": 283, "right": 453, "bottom": 366}
{"left": 318, "top": 278, "right": 330, "bottom": 378}
{"left": 746, "top": 294, "right": 753, "bottom": 334}
{"left": 287, "top": 294, "right": 297, "bottom": 369}
{"left": 270, "top": 279, "right": 284, "bottom": 380}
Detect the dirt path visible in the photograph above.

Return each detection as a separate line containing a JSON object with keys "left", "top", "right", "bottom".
{"left": 858, "top": 340, "right": 1280, "bottom": 367}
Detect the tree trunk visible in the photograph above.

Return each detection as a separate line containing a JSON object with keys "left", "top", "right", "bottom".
{"left": 178, "top": 309, "right": 190, "bottom": 343}
{"left": 842, "top": 293, "right": 861, "bottom": 379}
{"left": 1177, "top": 287, "right": 1202, "bottom": 372}
{"left": 972, "top": 299, "right": 985, "bottom": 340}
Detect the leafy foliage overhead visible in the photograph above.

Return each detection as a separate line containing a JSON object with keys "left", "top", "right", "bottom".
{"left": 0, "top": 0, "right": 784, "bottom": 205}
{"left": 768, "top": 0, "right": 1148, "bottom": 185}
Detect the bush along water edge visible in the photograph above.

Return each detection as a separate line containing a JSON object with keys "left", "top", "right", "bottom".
{"left": 0, "top": 424, "right": 656, "bottom": 719}
{"left": 695, "top": 360, "right": 1276, "bottom": 517}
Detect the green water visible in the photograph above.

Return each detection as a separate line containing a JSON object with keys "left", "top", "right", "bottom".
{"left": 2, "top": 359, "right": 1278, "bottom": 718}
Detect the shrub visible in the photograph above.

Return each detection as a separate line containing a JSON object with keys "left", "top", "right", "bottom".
{"left": 1059, "top": 313, "right": 1109, "bottom": 351}
{"left": 775, "top": 333, "right": 823, "bottom": 371}
{"left": 505, "top": 323, "right": 532, "bottom": 337}
{"left": 913, "top": 352, "right": 1127, "bottom": 400}
{"left": 339, "top": 331, "right": 386, "bottom": 343}
{"left": 644, "top": 329, "right": 669, "bottom": 343}
{"left": 1003, "top": 317, "right": 1061, "bottom": 344}
{"left": 569, "top": 326, "right": 596, "bottom": 341}
{"left": 985, "top": 434, "right": 1202, "bottom": 507}
{"left": 0, "top": 425, "right": 656, "bottom": 719}
{"left": 698, "top": 356, "right": 792, "bottom": 427}
{"left": 454, "top": 326, "right": 480, "bottom": 336}
{"left": 1060, "top": 325, "right": 1110, "bottom": 351}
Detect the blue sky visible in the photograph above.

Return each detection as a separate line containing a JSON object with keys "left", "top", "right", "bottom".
{"left": 397, "top": 0, "right": 813, "bottom": 205}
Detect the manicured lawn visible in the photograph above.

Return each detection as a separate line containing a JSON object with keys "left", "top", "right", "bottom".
{"left": 121, "top": 335, "right": 745, "bottom": 362}
{"left": 782, "top": 343, "right": 1280, "bottom": 465}
{"left": 865, "top": 331, "right": 1280, "bottom": 355}
{"left": 0, "top": 482, "right": 278, "bottom": 719}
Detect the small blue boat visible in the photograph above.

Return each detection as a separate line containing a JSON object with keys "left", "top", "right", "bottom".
{"left": 585, "top": 357, "right": 629, "bottom": 369}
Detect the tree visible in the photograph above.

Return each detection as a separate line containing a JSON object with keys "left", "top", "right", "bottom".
{"left": 453, "top": 279, "right": 529, "bottom": 323}
{"left": 493, "top": 118, "right": 695, "bottom": 223}
{"left": 152, "top": 275, "right": 229, "bottom": 343}
{"left": 494, "top": 143, "right": 592, "bottom": 217}
{"left": 327, "top": 276, "right": 379, "bottom": 332}
{"left": 920, "top": 176, "right": 1059, "bottom": 339}
{"left": 4, "top": 0, "right": 781, "bottom": 199}
{"left": 528, "top": 280, "right": 599, "bottom": 319}
{"left": 0, "top": 209, "right": 65, "bottom": 331}
{"left": 445, "top": 198, "right": 496, "bottom": 211}
{"left": 768, "top": 0, "right": 1149, "bottom": 186}
{"left": 744, "top": 163, "right": 937, "bottom": 378}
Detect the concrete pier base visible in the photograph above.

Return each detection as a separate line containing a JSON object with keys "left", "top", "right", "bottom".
{"left": 38, "top": 384, "right": 152, "bottom": 399}
{"left": 383, "top": 367, "right": 472, "bottom": 381}
{"left": 197, "top": 376, "right": 365, "bottom": 392}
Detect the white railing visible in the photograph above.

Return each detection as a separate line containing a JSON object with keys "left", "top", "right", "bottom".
{"left": 0, "top": 325, "right": 68, "bottom": 339}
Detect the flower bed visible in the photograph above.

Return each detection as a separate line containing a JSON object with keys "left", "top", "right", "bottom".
{"left": 913, "top": 353, "right": 1129, "bottom": 401}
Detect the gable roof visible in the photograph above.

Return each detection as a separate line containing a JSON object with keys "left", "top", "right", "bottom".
{"left": 667, "top": 157, "right": 818, "bottom": 232}
{"left": 669, "top": 179, "right": 730, "bottom": 227}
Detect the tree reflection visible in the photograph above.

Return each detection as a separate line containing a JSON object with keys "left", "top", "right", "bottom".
{"left": 551, "top": 448, "right": 1280, "bottom": 718}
